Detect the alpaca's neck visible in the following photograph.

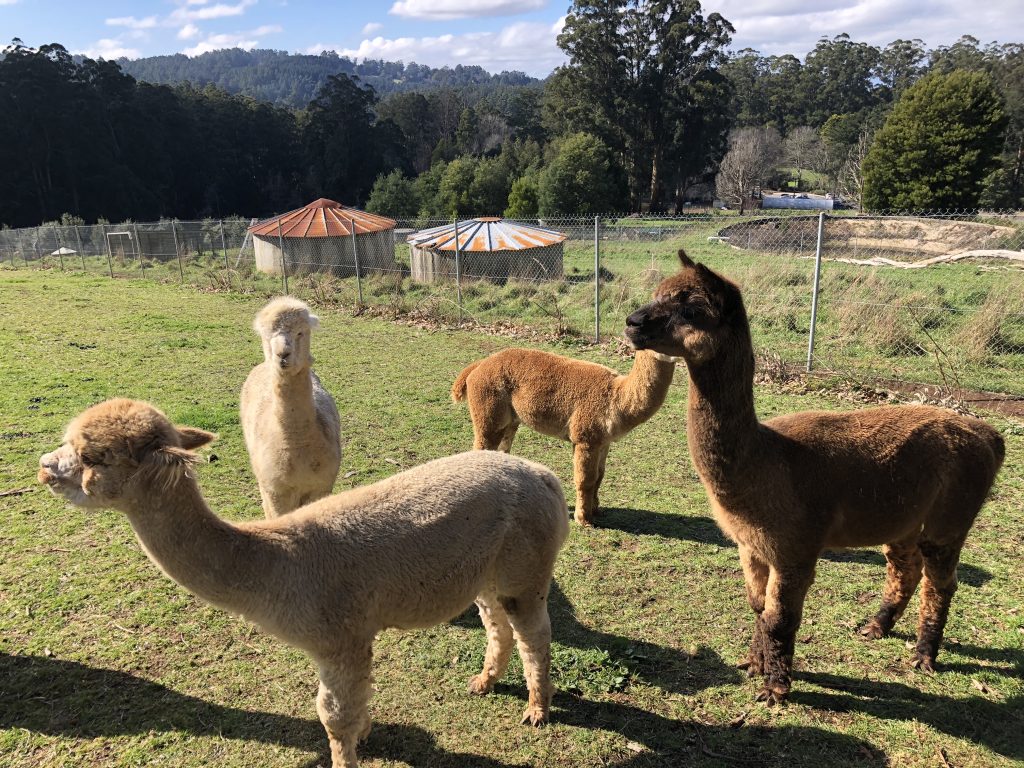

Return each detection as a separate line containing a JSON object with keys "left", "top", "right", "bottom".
{"left": 271, "top": 365, "right": 316, "bottom": 421}
{"left": 614, "top": 351, "right": 676, "bottom": 426}
{"left": 123, "top": 477, "right": 275, "bottom": 621}
{"left": 685, "top": 321, "right": 761, "bottom": 495}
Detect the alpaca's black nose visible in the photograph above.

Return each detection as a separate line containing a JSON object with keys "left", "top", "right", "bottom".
{"left": 626, "top": 310, "right": 646, "bottom": 327}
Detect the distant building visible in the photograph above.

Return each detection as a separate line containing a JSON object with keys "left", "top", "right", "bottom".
{"left": 761, "top": 192, "right": 834, "bottom": 211}
{"left": 407, "top": 217, "right": 566, "bottom": 284}
{"left": 249, "top": 198, "right": 397, "bottom": 276}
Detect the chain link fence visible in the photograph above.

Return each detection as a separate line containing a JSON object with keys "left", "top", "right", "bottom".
{"left": 2, "top": 210, "right": 1022, "bottom": 397}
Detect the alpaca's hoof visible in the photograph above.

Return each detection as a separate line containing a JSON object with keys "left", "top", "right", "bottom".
{"left": 910, "top": 653, "right": 936, "bottom": 673}
{"left": 574, "top": 512, "right": 595, "bottom": 527}
{"left": 755, "top": 679, "right": 789, "bottom": 706}
{"left": 467, "top": 674, "right": 494, "bottom": 696}
{"left": 521, "top": 706, "right": 549, "bottom": 727}
{"left": 858, "top": 620, "right": 886, "bottom": 640}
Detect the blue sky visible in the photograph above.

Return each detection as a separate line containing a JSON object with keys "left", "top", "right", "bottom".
{"left": 1, "top": 0, "right": 1019, "bottom": 77}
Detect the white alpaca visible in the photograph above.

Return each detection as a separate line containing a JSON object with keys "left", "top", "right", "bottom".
{"left": 40, "top": 399, "right": 569, "bottom": 768}
{"left": 241, "top": 297, "right": 341, "bottom": 517}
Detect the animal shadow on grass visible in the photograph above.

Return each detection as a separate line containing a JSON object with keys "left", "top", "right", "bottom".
{"left": 551, "top": 694, "right": 886, "bottom": 767}
{"left": 793, "top": 671, "right": 1024, "bottom": 760}
{"left": 597, "top": 507, "right": 993, "bottom": 586}
{"left": 451, "top": 581, "right": 743, "bottom": 697}
{"left": 0, "top": 652, "right": 526, "bottom": 768}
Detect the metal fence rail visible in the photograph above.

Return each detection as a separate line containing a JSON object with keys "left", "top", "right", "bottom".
{"left": 2, "top": 210, "right": 1022, "bottom": 397}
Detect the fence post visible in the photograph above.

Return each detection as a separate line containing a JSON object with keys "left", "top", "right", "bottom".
{"left": 219, "top": 220, "right": 229, "bottom": 271}
{"left": 453, "top": 217, "right": 462, "bottom": 321}
{"left": 170, "top": 221, "right": 183, "bottom": 282}
{"left": 277, "top": 219, "right": 288, "bottom": 294}
{"left": 806, "top": 212, "right": 826, "bottom": 372}
{"left": 33, "top": 233, "right": 42, "bottom": 269}
{"left": 594, "top": 215, "right": 601, "bottom": 343}
{"left": 74, "top": 225, "right": 85, "bottom": 271}
{"left": 51, "top": 224, "right": 64, "bottom": 270}
{"left": 103, "top": 225, "right": 114, "bottom": 278}
{"left": 351, "top": 223, "right": 363, "bottom": 306}
{"left": 131, "top": 223, "right": 144, "bottom": 278}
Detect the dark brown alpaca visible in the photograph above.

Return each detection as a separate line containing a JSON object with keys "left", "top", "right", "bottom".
{"left": 452, "top": 347, "right": 676, "bottom": 525}
{"left": 624, "top": 251, "right": 1004, "bottom": 703}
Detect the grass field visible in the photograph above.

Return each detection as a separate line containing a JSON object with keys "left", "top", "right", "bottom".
{"left": 1, "top": 270, "right": 1022, "bottom": 768}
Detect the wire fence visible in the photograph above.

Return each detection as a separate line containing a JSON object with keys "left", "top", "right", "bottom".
{"left": 2, "top": 209, "right": 1023, "bottom": 397}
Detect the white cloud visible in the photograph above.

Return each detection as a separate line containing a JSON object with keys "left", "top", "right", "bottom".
{"left": 0, "top": 0, "right": 20, "bottom": 6}
{"left": 313, "top": 19, "right": 565, "bottom": 76}
{"left": 178, "top": 23, "right": 201, "bottom": 40}
{"left": 389, "top": 0, "right": 545, "bottom": 21}
{"left": 74, "top": 38, "right": 142, "bottom": 60}
{"left": 105, "top": 15, "right": 159, "bottom": 29}
{"left": 182, "top": 23, "right": 282, "bottom": 56}
{"left": 362, "top": 22, "right": 383, "bottom": 35}
{"left": 170, "top": 0, "right": 257, "bottom": 24}
{"left": 250, "top": 24, "right": 283, "bottom": 36}
{"left": 712, "top": 0, "right": 1022, "bottom": 57}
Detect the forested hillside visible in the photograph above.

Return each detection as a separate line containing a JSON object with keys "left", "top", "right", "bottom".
{"left": 2, "top": 1, "right": 1021, "bottom": 230}
{"left": 119, "top": 49, "right": 537, "bottom": 108}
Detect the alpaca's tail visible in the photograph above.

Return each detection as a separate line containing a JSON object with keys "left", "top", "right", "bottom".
{"left": 451, "top": 360, "right": 483, "bottom": 403}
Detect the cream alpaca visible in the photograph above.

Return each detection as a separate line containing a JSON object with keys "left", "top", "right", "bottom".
{"left": 241, "top": 296, "right": 341, "bottom": 517}
{"left": 452, "top": 347, "right": 676, "bottom": 525}
{"left": 40, "top": 399, "right": 569, "bottom": 768}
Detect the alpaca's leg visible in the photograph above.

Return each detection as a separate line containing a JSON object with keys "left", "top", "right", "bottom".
{"left": 912, "top": 539, "right": 962, "bottom": 672}
{"left": 595, "top": 444, "right": 610, "bottom": 490}
{"left": 737, "top": 545, "right": 769, "bottom": 677}
{"left": 757, "top": 564, "right": 814, "bottom": 704}
{"left": 505, "top": 596, "right": 553, "bottom": 726}
{"left": 315, "top": 642, "right": 375, "bottom": 768}
{"left": 859, "top": 541, "right": 923, "bottom": 639}
{"left": 258, "top": 484, "right": 287, "bottom": 518}
{"left": 468, "top": 390, "right": 511, "bottom": 451}
{"left": 468, "top": 592, "right": 515, "bottom": 695}
{"left": 472, "top": 415, "right": 510, "bottom": 451}
{"left": 572, "top": 443, "right": 603, "bottom": 526}
{"left": 497, "top": 421, "right": 520, "bottom": 452}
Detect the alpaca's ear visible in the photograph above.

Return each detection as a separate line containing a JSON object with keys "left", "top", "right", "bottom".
{"left": 143, "top": 446, "right": 198, "bottom": 490}
{"left": 696, "top": 264, "right": 742, "bottom": 321}
{"left": 678, "top": 249, "right": 696, "bottom": 268}
{"left": 176, "top": 426, "right": 217, "bottom": 450}
{"left": 306, "top": 311, "right": 320, "bottom": 331}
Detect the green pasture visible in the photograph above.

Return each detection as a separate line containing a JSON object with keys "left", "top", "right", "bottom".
{"left": 0, "top": 271, "right": 1021, "bottom": 767}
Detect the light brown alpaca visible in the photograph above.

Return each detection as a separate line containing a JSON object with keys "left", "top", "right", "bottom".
{"left": 451, "top": 347, "right": 676, "bottom": 525}
{"left": 39, "top": 399, "right": 568, "bottom": 768}
{"left": 624, "top": 251, "right": 1004, "bottom": 703}
{"left": 241, "top": 297, "right": 341, "bottom": 517}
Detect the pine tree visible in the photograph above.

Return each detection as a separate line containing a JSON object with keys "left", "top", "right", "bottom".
{"left": 862, "top": 70, "right": 1007, "bottom": 210}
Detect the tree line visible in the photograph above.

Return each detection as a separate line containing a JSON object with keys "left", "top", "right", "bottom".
{"left": 2, "top": 1, "right": 1022, "bottom": 230}
{"left": 120, "top": 48, "right": 537, "bottom": 109}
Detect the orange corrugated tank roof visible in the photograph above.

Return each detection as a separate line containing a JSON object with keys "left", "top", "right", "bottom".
{"left": 249, "top": 199, "right": 396, "bottom": 238}
{"left": 407, "top": 217, "right": 567, "bottom": 252}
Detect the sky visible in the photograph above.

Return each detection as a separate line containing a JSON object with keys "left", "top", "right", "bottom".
{"left": 1, "top": 0, "right": 1020, "bottom": 78}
